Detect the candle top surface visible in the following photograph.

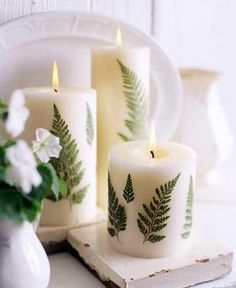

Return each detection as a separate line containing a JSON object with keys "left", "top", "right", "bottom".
{"left": 23, "top": 87, "right": 96, "bottom": 96}
{"left": 92, "top": 45, "right": 149, "bottom": 52}
{"left": 110, "top": 140, "right": 196, "bottom": 169}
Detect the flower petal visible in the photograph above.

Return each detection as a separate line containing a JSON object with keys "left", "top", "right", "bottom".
{"left": 32, "top": 140, "right": 41, "bottom": 153}
{"left": 6, "top": 140, "right": 42, "bottom": 193}
{"left": 35, "top": 148, "right": 50, "bottom": 163}
{"left": 46, "top": 135, "right": 60, "bottom": 146}
{"left": 9, "top": 90, "right": 25, "bottom": 108}
{"left": 30, "top": 169, "right": 42, "bottom": 188}
{"left": 36, "top": 128, "right": 51, "bottom": 142}
{"left": 5, "top": 91, "right": 29, "bottom": 138}
{"left": 47, "top": 144, "right": 62, "bottom": 158}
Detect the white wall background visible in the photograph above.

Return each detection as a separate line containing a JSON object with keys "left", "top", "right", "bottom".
{"left": 0, "top": 0, "right": 235, "bottom": 135}
{"left": 156, "top": 0, "right": 236, "bottom": 136}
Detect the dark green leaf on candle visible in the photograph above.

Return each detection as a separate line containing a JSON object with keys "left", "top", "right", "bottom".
{"left": 50, "top": 104, "right": 88, "bottom": 204}
{"left": 107, "top": 227, "right": 116, "bottom": 237}
{"left": 117, "top": 59, "right": 147, "bottom": 142}
{"left": 86, "top": 103, "right": 94, "bottom": 146}
{"left": 123, "top": 173, "right": 135, "bottom": 203}
{"left": 108, "top": 172, "right": 127, "bottom": 240}
{"left": 137, "top": 173, "right": 181, "bottom": 244}
{"left": 181, "top": 175, "right": 194, "bottom": 239}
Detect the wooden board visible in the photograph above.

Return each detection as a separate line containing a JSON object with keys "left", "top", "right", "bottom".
{"left": 67, "top": 223, "right": 233, "bottom": 288}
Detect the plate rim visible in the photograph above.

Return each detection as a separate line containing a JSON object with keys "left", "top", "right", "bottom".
{"left": 0, "top": 11, "right": 183, "bottom": 140}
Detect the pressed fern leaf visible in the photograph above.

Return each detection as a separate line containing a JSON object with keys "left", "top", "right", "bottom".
{"left": 117, "top": 59, "right": 147, "bottom": 141}
{"left": 181, "top": 175, "right": 194, "bottom": 239}
{"left": 137, "top": 173, "right": 181, "bottom": 244}
{"left": 123, "top": 173, "right": 135, "bottom": 203}
{"left": 86, "top": 102, "right": 94, "bottom": 146}
{"left": 50, "top": 104, "right": 87, "bottom": 204}
{"left": 108, "top": 172, "right": 127, "bottom": 240}
{"left": 72, "top": 185, "right": 89, "bottom": 204}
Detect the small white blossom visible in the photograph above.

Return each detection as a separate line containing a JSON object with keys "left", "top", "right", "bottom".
{"left": 32, "top": 128, "right": 62, "bottom": 163}
{"left": 5, "top": 90, "right": 29, "bottom": 138}
{"left": 6, "top": 140, "right": 42, "bottom": 193}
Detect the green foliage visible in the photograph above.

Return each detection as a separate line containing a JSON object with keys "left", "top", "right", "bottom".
{"left": 72, "top": 184, "right": 89, "bottom": 204}
{"left": 137, "top": 173, "right": 181, "bottom": 243}
{"left": 108, "top": 172, "right": 127, "bottom": 240}
{"left": 0, "top": 185, "right": 41, "bottom": 223}
{"left": 86, "top": 103, "right": 94, "bottom": 146}
{"left": 0, "top": 162, "right": 59, "bottom": 223}
{"left": 0, "top": 98, "right": 8, "bottom": 120}
{"left": 0, "top": 140, "right": 15, "bottom": 182}
{"left": 50, "top": 104, "right": 87, "bottom": 204}
{"left": 30, "top": 163, "right": 59, "bottom": 202}
{"left": 123, "top": 173, "right": 135, "bottom": 203}
{"left": 1, "top": 140, "right": 16, "bottom": 149}
{"left": 0, "top": 98, "right": 60, "bottom": 223}
{"left": 47, "top": 175, "right": 67, "bottom": 201}
{"left": 117, "top": 59, "right": 147, "bottom": 141}
{"left": 181, "top": 176, "right": 194, "bottom": 239}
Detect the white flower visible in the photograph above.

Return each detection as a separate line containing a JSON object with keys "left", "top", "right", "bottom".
{"left": 5, "top": 90, "right": 29, "bottom": 138}
{"left": 6, "top": 140, "right": 42, "bottom": 193}
{"left": 32, "top": 128, "right": 62, "bottom": 163}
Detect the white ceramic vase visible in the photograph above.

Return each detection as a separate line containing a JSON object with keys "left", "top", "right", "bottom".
{"left": 175, "top": 68, "right": 234, "bottom": 178}
{"left": 0, "top": 219, "right": 50, "bottom": 288}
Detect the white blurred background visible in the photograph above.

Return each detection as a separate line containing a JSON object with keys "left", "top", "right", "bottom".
{"left": 157, "top": 0, "right": 236, "bottom": 136}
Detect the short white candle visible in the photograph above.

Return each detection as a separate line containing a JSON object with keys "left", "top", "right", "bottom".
{"left": 92, "top": 28, "right": 150, "bottom": 210}
{"left": 108, "top": 139, "right": 196, "bottom": 258}
{"left": 22, "top": 63, "right": 97, "bottom": 226}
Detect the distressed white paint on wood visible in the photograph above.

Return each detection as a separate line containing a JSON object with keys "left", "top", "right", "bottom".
{"left": 0, "top": 0, "right": 153, "bottom": 35}
{"left": 150, "top": 0, "right": 160, "bottom": 39}
{"left": 68, "top": 223, "right": 233, "bottom": 288}
{"left": 91, "top": 0, "right": 153, "bottom": 34}
{"left": 0, "top": 0, "right": 91, "bottom": 23}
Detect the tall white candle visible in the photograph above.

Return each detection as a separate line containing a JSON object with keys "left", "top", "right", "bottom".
{"left": 108, "top": 140, "right": 196, "bottom": 258}
{"left": 22, "top": 64, "right": 97, "bottom": 226}
{"left": 92, "top": 29, "right": 150, "bottom": 209}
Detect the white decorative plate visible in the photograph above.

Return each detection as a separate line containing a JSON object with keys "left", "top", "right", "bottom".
{"left": 0, "top": 12, "right": 182, "bottom": 139}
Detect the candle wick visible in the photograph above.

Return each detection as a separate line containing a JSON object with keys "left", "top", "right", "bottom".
{"left": 150, "top": 150, "right": 155, "bottom": 159}
{"left": 54, "top": 89, "right": 58, "bottom": 93}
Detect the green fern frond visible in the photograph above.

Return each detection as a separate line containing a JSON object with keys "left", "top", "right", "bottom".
{"left": 108, "top": 172, "right": 127, "bottom": 240}
{"left": 117, "top": 59, "right": 147, "bottom": 141}
{"left": 137, "top": 173, "right": 181, "bottom": 244}
{"left": 86, "top": 103, "right": 94, "bottom": 146}
{"left": 50, "top": 104, "right": 87, "bottom": 204}
{"left": 123, "top": 173, "right": 135, "bottom": 203}
{"left": 181, "top": 175, "right": 194, "bottom": 239}
{"left": 0, "top": 98, "right": 8, "bottom": 120}
{"left": 72, "top": 185, "right": 89, "bottom": 204}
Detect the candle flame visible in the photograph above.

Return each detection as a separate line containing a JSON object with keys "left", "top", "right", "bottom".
{"left": 116, "top": 27, "right": 122, "bottom": 47}
{"left": 52, "top": 61, "right": 59, "bottom": 92}
{"left": 149, "top": 122, "right": 157, "bottom": 158}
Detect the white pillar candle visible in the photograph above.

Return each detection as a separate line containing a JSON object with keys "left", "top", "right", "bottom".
{"left": 92, "top": 29, "right": 150, "bottom": 210}
{"left": 22, "top": 69, "right": 96, "bottom": 226}
{"left": 108, "top": 140, "right": 196, "bottom": 258}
